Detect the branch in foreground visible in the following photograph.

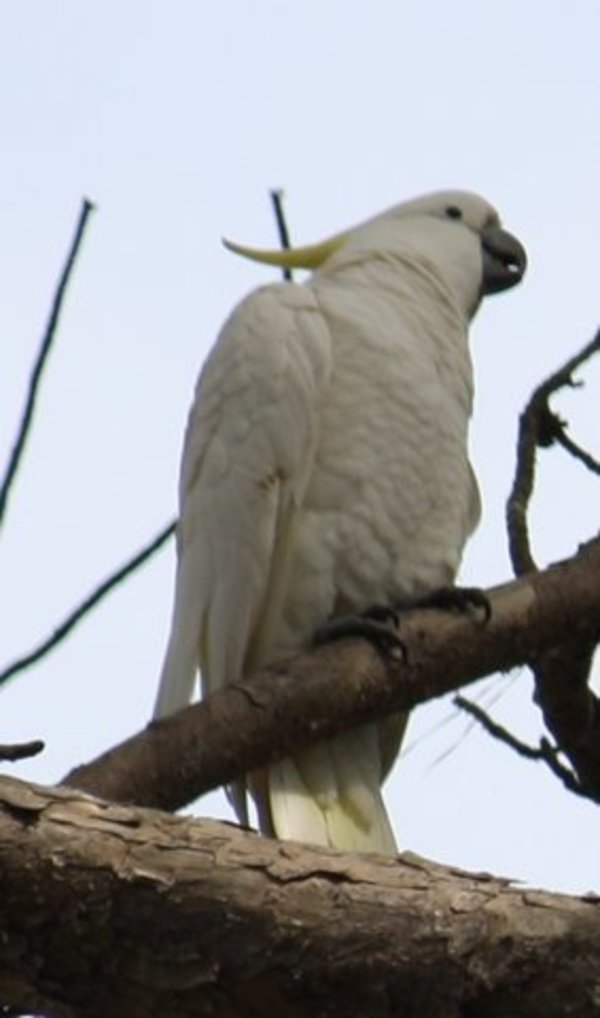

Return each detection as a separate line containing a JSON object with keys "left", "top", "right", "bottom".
{"left": 0, "top": 198, "right": 95, "bottom": 528}
{"left": 65, "top": 539, "right": 600, "bottom": 812}
{"left": 0, "top": 519, "right": 175, "bottom": 689}
{"left": 1, "top": 774, "right": 599, "bottom": 1018}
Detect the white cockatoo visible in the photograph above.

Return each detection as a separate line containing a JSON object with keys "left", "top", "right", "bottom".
{"left": 154, "top": 190, "right": 527, "bottom": 854}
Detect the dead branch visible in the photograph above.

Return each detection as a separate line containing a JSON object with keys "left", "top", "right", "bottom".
{"left": 506, "top": 331, "right": 600, "bottom": 794}
{"left": 453, "top": 694, "right": 584, "bottom": 796}
{"left": 0, "top": 519, "right": 175, "bottom": 690}
{"left": 269, "top": 188, "right": 293, "bottom": 280}
{"left": 0, "top": 200, "right": 176, "bottom": 693}
{"left": 506, "top": 329, "right": 600, "bottom": 577}
{"left": 0, "top": 199, "right": 94, "bottom": 528}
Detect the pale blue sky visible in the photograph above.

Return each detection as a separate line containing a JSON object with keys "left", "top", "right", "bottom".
{"left": 1, "top": 1, "right": 598, "bottom": 892}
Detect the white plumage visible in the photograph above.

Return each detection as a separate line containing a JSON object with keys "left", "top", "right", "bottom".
{"left": 154, "top": 190, "right": 526, "bottom": 854}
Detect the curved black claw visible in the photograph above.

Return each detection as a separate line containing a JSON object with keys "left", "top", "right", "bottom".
{"left": 313, "top": 608, "right": 407, "bottom": 662}
{"left": 362, "top": 602, "right": 401, "bottom": 627}
{"left": 415, "top": 585, "right": 491, "bottom": 623}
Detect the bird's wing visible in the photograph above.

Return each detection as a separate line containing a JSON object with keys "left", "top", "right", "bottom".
{"left": 153, "top": 282, "right": 332, "bottom": 720}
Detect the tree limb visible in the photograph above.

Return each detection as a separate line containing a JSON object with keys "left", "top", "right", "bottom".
{"left": 506, "top": 332, "right": 600, "bottom": 793}
{"left": 65, "top": 539, "right": 600, "bottom": 811}
{"left": 1, "top": 773, "right": 599, "bottom": 1018}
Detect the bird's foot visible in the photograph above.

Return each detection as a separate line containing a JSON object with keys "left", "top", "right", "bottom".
{"left": 313, "top": 603, "right": 406, "bottom": 661}
{"left": 312, "top": 586, "right": 488, "bottom": 662}
{"left": 412, "top": 585, "right": 491, "bottom": 623}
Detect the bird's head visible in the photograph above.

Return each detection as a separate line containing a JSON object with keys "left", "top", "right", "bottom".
{"left": 374, "top": 190, "right": 527, "bottom": 297}
{"left": 223, "top": 190, "right": 527, "bottom": 316}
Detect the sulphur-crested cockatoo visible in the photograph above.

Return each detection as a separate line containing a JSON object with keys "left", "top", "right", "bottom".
{"left": 154, "top": 191, "right": 526, "bottom": 854}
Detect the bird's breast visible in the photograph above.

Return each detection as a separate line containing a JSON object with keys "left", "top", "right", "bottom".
{"left": 271, "top": 278, "right": 479, "bottom": 654}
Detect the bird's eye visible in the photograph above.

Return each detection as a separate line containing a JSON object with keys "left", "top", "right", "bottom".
{"left": 445, "top": 205, "right": 463, "bottom": 220}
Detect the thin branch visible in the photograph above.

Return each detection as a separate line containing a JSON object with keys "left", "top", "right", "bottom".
{"left": 454, "top": 693, "right": 547, "bottom": 759}
{"left": 453, "top": 695, "right": 588, "bottom": 798}
{"left": 269, "top": 188, "right": 293, "bottom": 281}
{"left": 536, "top": 328, "right": 600, "bottom": 404}
{"left": 537, "top": 736, "right": 591, "bottom": 796}
{"left": 0, "top": 739, "right": 44, "bottom": 763}
{"left": 0, "top": 519, "right": 175, "bottom": 689}
{"left": 506, "top": 328, "right": 600, "bottom": 576}
{"left": 551, "top": 423, "right": 600, "bottom": 475}
{"left": 0, "top": 198, "right": 95, "bottom": 528}
{"left": 0, "top": 200, "right": 175, "bottom": 691}
{"left": 424, "top": 677, "right": 514, "bottom": 772}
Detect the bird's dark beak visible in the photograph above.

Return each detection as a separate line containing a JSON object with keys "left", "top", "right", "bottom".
{"left": 480, "top": 226, "right": 527, "bottom": 294}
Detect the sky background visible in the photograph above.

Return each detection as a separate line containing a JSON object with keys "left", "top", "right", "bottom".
{"left": 1, "top": 1, "right": 598, "bottom": 895}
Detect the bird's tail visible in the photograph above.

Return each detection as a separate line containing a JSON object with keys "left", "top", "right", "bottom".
{"left": 266, "top": 723, "right": 398, "bottom": 854}
{"left": 153, "top": 634, "right": 197, "bottom": 720}
{"left": 153, "top": 555, "right": 203, "bottom": 719}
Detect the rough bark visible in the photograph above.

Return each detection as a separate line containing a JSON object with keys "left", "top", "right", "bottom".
{"left": 0, "top": 774, "right": 599, "bottom": 1018}
{"left": 533, "top": 638, "right": 600, "bottom": 794}
{"left": 66, "top": 540, "right": 600, "bottom": 811}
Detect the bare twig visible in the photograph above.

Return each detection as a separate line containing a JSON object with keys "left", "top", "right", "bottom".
{"left": 551, "top": 423, "right": 600, "bottom": 475}
{"left": 0, "top": 739, "right": 44, "bottom": 762}
{"left": 269, "top": 189, "right": 293, "bottom": 281}
{"left": 454, "top": 693, "right": 544, "bottom": 760}
{"left": 506, "top": 329, "right": 600, "bottom": 576}
{"left": 0, "top": 200, "right": 176, "bottom": 691}
{"left": 0, "top": 195, "right": 290, "bottom": 691}
{"left": 0, "top": 198, "right": 95, "bottom": 528}
{"left": 453, "top": 695, "right": 587, "bottom": 798}
{"left": 0, "top": 519, "right": 175, "bottom": 689}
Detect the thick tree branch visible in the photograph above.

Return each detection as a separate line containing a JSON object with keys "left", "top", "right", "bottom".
{"left": 1, "top": 774, "right": 599, "bottom": 1018}
{"left": 65, "top": 540, "right": 600, "bottom": 812}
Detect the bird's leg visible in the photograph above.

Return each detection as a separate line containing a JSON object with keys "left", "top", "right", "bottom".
{"left": 313, "top": 603, "right": 406, "bottom": 660}
{"left": 313, "top": 585, "right": 490, "bottom": 659}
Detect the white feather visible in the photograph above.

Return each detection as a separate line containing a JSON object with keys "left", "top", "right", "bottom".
{"left": 154, "top": 190, "right": 525, "bottom": 854}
